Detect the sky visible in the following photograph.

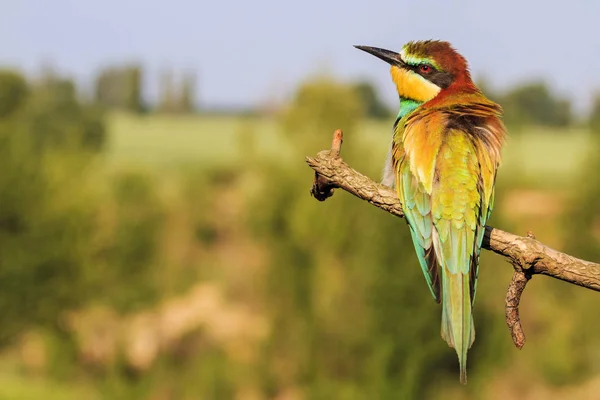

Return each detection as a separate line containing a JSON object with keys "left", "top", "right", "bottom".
{"left": 2, "top": 0, "right": 600, "bottom": 112}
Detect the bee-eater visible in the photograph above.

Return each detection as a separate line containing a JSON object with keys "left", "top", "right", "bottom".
{"left": 355, "top": 40, "right": 506, "bottom": 384}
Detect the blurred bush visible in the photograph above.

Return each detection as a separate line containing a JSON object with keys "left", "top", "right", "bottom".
{"left": 565, "top": 138, "right": 600, "bottom": 262}
{"left": 588, "top": 92, "right": 600, "bottom": 134}
{"left": 92, "top": 171, "right": 167, "bottom": 312}
{"left": 540, "top": 137, "right": 600, "bottom": 386}
{"left": 280, "top": 77, "right": 364, "bottom": 155}
{"left": 502, "top": 81, "right": 572, "bottom": 128}
{"left": 0, "top": 69, "right": 105, "bottom": 342}
{"left": 477, "top": 78, "right": 573, "bottom": 131}
{"left": 353, "top": 80, "right": 392, "bottom": 120}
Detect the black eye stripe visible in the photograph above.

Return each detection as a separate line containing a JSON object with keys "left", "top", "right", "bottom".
{"left": 407, "top": 63, "right": 435, "bottom": 72}
{"left": 408, "top": 64, "right": 454, "bottom": 89}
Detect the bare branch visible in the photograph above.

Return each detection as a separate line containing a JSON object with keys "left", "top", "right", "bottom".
{"left": 306, "top": 130, "right": 600, "bottom": 348}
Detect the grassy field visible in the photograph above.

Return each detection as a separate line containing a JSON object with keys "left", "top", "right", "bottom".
{"left": 106, "top": 112, "right": 594, "bottom": 190}
{"left": 105, "top": 113, "right": 284, "bottom": 170}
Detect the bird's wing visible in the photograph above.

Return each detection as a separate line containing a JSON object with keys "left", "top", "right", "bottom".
{"left": 469, "top": 121, "right": 500, "bottom": 302}
{"left": 394, "top": 112, "right": 448, "bottom": 302}
{"left": 430, "top": 127, "right": 481, "bottom": 297}
{"left": 418, "top": 99, "right": 504, "bottom": 303}
{"left": 395, "top": 105, "right": 503, "bottom": 305}
{"left": 398, "top": 159, "right": 440, "bottom": 301}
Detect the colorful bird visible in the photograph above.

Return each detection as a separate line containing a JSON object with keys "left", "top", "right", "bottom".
{"left": 355, "top": 40, "right": 506, "bottom": 384}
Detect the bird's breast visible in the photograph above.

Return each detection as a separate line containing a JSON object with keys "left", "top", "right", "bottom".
{"left": 400, "top": 112, "right": 447, "bottom": 193}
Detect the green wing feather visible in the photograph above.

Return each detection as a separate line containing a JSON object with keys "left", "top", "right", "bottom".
{"left": 471, "top": 180, "right": 495, "bottom": 303}
{"left": 394, "top": 117, "right": 442, "bottom": 303}
{"left": 398, "top": 160, "right": 440, "bottom": 302}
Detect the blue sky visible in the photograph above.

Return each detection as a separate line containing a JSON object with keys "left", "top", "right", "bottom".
{"left": 3, "top": 0, "right": 600, "bottom": 112}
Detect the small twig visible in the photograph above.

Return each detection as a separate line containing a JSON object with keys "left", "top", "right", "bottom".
{"left": 330, "top": 128, "right": 343, "bottom": 156}
{"left": 307, "top": 129, "right": 600, "bottom": 348}
{"left": 505, "top": 269, "right": 530, "bottom": 349}
{"left": 310, "top": 129, "right": 343, "bottom": 201}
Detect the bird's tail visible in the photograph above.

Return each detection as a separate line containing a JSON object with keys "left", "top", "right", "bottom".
{"left": 440, "top": 267, "right": 475, "bottom": 385}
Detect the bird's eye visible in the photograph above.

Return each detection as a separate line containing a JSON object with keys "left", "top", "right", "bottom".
{"left": 420, "top": 65, "right": 431, "bottom": 73}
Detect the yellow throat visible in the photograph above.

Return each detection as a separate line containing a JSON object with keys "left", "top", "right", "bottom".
{"left": 391, "top": 65, "right": 441, "bottom": 102}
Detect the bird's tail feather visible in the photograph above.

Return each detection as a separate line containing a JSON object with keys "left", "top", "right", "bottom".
{"left": 440, "top": 268, "right": 474, "bottom": 385}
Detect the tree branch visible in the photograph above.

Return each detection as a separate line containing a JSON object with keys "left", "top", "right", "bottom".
{"left": 306, "top": 130, "right": 600, "bottom": 348}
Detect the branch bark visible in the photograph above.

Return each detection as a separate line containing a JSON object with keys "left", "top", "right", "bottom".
{"left": 306, "top": 130, "right": 600, "bottom": 348}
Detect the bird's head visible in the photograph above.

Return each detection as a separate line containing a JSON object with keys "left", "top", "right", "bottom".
{"left": 355, "top": 40, "right": 474, "bottom": 103}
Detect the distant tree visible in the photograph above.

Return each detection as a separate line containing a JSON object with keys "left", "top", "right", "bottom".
{"left": 157, "top": 70, "right": 197, "bottom": 114}
{"left": 280, "top": 77, "right": 364, "bottom": 154}
{"left": 178, "top": 71, "right": 197, "bottom": 114}
{"left": 94, "top": 65, "right": 143, "bottom": 113}
{"left": 353, "top": 80, "right": 391, "bottom": 119}
{"left": 124, "top": 65, "right": 143, "bottom": 113}
{"left": 30, "top": 76, "right": 106, "bottom": 152}
{"left": 158, "top": 69, "right": 176, "bottom": 113}
{"left": 499, "top": 81, "right": 572, "bottom": 129}
{"left": 95, "top": 68, "right": 119, "bottom": 108}
{"left": 0, "top": 70, "right": 28, "bottom": 118}
{"left": 588, "top": 92, "right": 600, "bottom": 134}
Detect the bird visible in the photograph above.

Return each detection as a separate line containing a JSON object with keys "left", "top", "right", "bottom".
{"left": 354, "top": 40, "right": 506, "bottom": 384}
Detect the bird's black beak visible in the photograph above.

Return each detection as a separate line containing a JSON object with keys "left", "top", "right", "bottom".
{"left": 354, "top": 45, "right": 405, "bottom": 67}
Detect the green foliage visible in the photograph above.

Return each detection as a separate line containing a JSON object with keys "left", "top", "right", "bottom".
{"left": 497, "top": 81, "right": 572, "bottom": 129}
{"left": 0, "top": 143, "right": 94, "bottom": 341}
{"left": 476, "top": 77, "right": 576, "bottom": 131}
{"left": 0, "top": 70, "right": 28, "bottom": 118}
{"left": 280, "top": 77, "right": 364, "bottom": 153}
{"left": 26, "top": 77, "right": 106, "bottom": 152}
{"left": 588, "top": 92, "right": 600, "bottom": 134}
{"left": 353, "top": 81, "right": 391, "bottom": 119}
{"left": 533, "top": 137, "right": 600, "bottom": 386}
{"left": 564, "top": 138, "right": 600, "bottom": 264}
{"left": 95, "top": 171, "right": 166, "bottom": 312}
{"left": 0, "top": 71, "right": 105, "bottom": 341}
